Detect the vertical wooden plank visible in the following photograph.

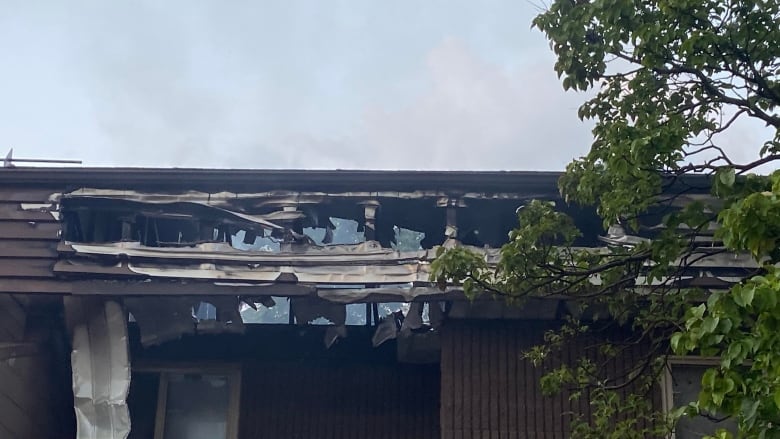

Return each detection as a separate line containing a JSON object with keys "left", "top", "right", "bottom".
{"left": 394, "top": 361, "right": 402, "bottom": 439}
{"left": 452, "top": 324, "right": 463, "bottom": 439}
{"left": 481, "top": 325, "right": 492, "bottom": 439}
{"left": 460, "top": 323, "right": 469, "bottom": 438}
{"left": 366, "top": 363, "right": 375, "bottom": 439}
{"left": 356, "top": 363, "right": 364, "bottom": 439}
{"left": 289, "top": 361, "right": 300, "bottom": 439}
{"left": 389, "top": 361, "right": 395, "bottom": 439}
{"left": 518, "top": 324, "right": 541, "bottom": 438}
{"left": 561, "top": 335, "right": 573, "bottom": 437}
{"left": 498, "top": 324, "right": 509, "bottom": 438}
{"left": 336, "top": 363, "right": 345, "bottom": 439}
{"left": 275, "top": 362, "right": 287, "bottom": 439}
{"left": 543, "top": 335, "right": 556, "bottom": 439}
{"left": 554, "top": 324, "right": 566, "bottom": 439}
{"left": 441, "top": 326, "right": 452, "bottom": 439}
{"left": 477, "top": 322, "right": 484, "bottom": 439}
{"left": 271, "top": 362, "right": 279, "bottom": 439}
{"left": 488, "top": 324, "right": 499, "bottom": 439}
{"left": 506, "top": 324, "right": 518, "bottom": 439}
{"left": 457, "top": 324, "right": 466, "bottom": 439}
{"left": 509, "top": 325, "right": 525, "bottom": 439}
{"left": 323, "top": 363, "right": 333, "bottom": 439}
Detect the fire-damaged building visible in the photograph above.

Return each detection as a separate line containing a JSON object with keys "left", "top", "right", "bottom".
{"left": 0, "top": 167, "right": 750, "bottom": 439}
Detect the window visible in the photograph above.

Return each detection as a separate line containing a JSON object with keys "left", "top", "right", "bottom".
{"left": 662, "top": 357, "right": 736, "bottom": 439}
{"left": 130, "top": 364, "right": 241, "bottom": 439}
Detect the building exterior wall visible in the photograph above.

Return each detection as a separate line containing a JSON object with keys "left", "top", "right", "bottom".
{"left": 0, "top": 293, "right": 75, "bottom": 439}
{"left": 0, "top": 186, "right": 63, "bottom": 296}
{"left": 440, "top": 320, "right": 661, "bottom": 439}
{"left": 240, "top": 360, "right": 439, "bottom": 439}
{"left": 0, "top": 350, "right": 64, "bottom": 438}
{"left": 128, "top": 325, "right": 441, "bottom": 439}
{"left": 0, "top": 183, "right": 76, "bottom": 438}
{"left": 0, "top": 171, "right": 689, "bottom": 439}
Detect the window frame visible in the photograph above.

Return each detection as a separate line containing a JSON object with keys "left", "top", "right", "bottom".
{"left": 661, "top": 356, "right": 723, "bottom": 439}
{"left": 133, "top": 362, "right": 242, "bottom": 439}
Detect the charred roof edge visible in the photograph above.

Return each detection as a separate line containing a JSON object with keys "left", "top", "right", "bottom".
{"left": 0, "top": 167, "right": 564, "bottom": 192}
{"left": 0, "top": 167, "right": 711, "bottom": 194}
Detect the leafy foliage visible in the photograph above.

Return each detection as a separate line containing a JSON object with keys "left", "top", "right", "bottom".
{"left": 432, "top": 0, "right": 779, "bottom": 437}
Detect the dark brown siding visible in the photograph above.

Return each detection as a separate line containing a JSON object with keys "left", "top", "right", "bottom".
{"left": 239, "top": 361, "right": 440, "bottom": 439}
{"left": 0, "top": 351, "right": 65, "bottom": 438}
{"left": 0, "top": 186, "right": 61, "bottom": 294}
{"left": 131, "top": 325, "right": 441, "bottom": 439}
{"left": 0, "top": 293, "right": 75, "bottom": 439}
{"left": 440, "top": 320, "right": 660, "bottom": 439}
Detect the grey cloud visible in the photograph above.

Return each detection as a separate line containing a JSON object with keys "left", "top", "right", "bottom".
{"left": 336, "top": 38, "right": 594, "bottom": 170}
{"left": 2, "top": 1, "right": 594, "bottom": 170}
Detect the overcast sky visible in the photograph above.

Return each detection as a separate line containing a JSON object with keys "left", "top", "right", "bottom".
{"left": 1, "top": 1, "right": 726, "bottom": 170}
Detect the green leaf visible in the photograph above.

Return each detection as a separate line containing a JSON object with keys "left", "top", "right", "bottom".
{"left": 702, "top": 368, "right": 717, "bottom": 390}
{"left": 689, "top": 304, "right": 706, "bottom": 321}
{"left": 701, "top": 316, "right": 719, "bottom": 333}
{"left": 670, "top": 332, "right": 683, "bottom": 353}
{"left": 719, "top": 167, "right": 736, "bottom": 188}
{"left": 734, "top": 286, "right": 755, "bottom": 308}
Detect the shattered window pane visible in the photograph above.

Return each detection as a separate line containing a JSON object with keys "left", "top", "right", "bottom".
{"left": 230, "top": 229, "right": 280, "bottom": 252}
{"left": 392, "top": 226, "right": 425, "bottom": 251}
{"left": 194, "top": 302, "right": 217, "bottom": 320}
{"left": 303, "top": 227, "right": 327, "bottom": 245}
{"left": 329, "top": 217, "right": 365, "bottom": 244}
{"left": 345, "top": 303, "right": 366, "bottom": 325}
{"left": 378, "top": 302, "right": 403, "bottom": 315}
{"left": 240, "top": 297, "right": 289, "bottom": 324}
{"left": 303, "top": 217, "right": 364, "bottom": 246}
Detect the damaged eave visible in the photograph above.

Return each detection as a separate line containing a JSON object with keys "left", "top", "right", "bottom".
{"left": 61, "top": 194, "right": 284, "bottom": 230}
{"left": 56, "top": 259, "right": 434, "bottom": 283}
{"left": 63, "top": 187, "right": 545, "bottom": 203}
{"left": 57, "top": 240, "right": 429, "bottom": 263}
{"left": 55, "top": 256, "right": 436, "bottom": 284}
{"left": 57, "top": 241, "right": 499, "bottom": 284}
{"left": 316, "top": 284, "right": 466, "bottom": 303}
